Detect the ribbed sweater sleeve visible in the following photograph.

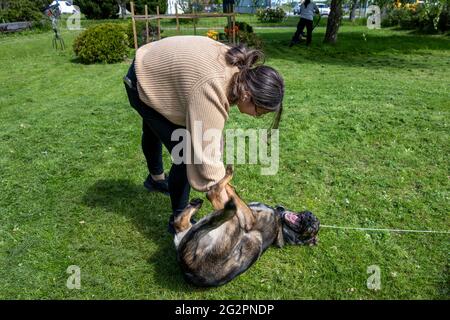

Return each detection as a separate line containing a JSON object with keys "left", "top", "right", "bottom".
{"left": 134, "top": 36, "right": 239, "bottom": 191}
{"left": 185, "top": 77, "right": 229, "bottom": 192}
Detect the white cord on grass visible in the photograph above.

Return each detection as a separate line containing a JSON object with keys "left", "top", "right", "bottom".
{"left": 320, "top": 224, "right": 450, "bottom": 234}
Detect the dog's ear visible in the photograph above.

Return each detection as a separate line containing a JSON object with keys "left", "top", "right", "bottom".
{"left": 189, "top": 198, "right": 204, "bottom": 208}
{"left": 275, "top": 221, "right": 285, "bottom": 248}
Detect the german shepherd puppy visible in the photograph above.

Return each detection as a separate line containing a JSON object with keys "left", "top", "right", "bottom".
{"left": 173, "top": 165, "right": 320, "bottom": 287}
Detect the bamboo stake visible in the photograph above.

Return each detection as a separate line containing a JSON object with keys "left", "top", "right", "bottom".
{"left": 156, "top": 6, "right": 161, "bottom": 40}
{"left": 131, "top": 2, "right": 138, "bottom": 50}
{"left": 145, "top": 4, "right": 149, "bottom": 43}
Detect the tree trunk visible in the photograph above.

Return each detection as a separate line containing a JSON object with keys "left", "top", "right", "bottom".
{"left": 381, "top": 6, "right": 388, "bottom": 20}
{"left": 349, "top": 0, "right": 358, "bottom": 21}
{"left": 323, "top": 0, "right": 343, "bottom": 44}
{"left": 0, "top": 0, "right": 9, "bottom": 10}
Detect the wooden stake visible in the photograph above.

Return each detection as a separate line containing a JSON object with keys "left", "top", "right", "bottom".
{"left": 130, "top": 2, "right": 138, "bottom": 50}
{"left": 175, "top": 5, "right": 179, "bottom": 34}
{"left": 232, "top": 14, "right": 236, "bottom": 45}
{"left": 157, "top": 6, "right": 161, "bottom": 40}
{"left": 145, "top": 4, "right": 149, "bottom": 43}
{"left": 193, "top": 5, "right": 196, "bottom": 35}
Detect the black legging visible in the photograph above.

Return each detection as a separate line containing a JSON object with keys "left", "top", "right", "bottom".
{"left": 124, "top": 61, "right": 190, "bottom": 217}
{"left": 292, "top": 18, "right": 313, "bottom": 45}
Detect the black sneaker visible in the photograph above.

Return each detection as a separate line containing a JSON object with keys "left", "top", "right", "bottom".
{"left": 144, "top": 174, "right": 169, "bottom": 195}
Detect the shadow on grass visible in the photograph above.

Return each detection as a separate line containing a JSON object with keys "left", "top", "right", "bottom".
{"left": 83, "top": 179, "right": 210, "bottom": 294}
{"left": 260, "top": 30, "right": 450, "bottom": 70}
{"left": 70, "top": 57, "right": 83, "bottom": 64}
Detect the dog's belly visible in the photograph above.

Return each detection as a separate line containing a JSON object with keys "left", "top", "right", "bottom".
{"left": 195, "top": 223, "right": 228, "bottom": 254}
{"left": 180, "top": 227, "right": 264, "bottom": 287}
{"left": 178, "top": 204, "right": 280, "bottom": 287}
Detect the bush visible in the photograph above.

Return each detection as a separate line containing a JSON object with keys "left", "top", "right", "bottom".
{"left": 382, "top": 3, "right": 448, "bottom": 33}
{"left": 224, "top": 21, "right": 254, "bottom": 37}
{"left": 234, "top": 21, "right": 254, "bottom": 34}
{"left": 0, "top": 0, "right": 48, "bottom": 22}
{"left": 33, "top": 19, "right": 52, "bottom": 32}
{"left": 73, "top": 23, "right": 129, "bottom": 64}
{"left": 382, "top": 7, "right": 410, "bottom": 28}
{"left": 238, "top": 31, "right": 263, "bottom": 49}
{"left": 125, "top": 20, "right": 162, "bottom": 48}
{"left": 222, "top": 21, "right": 261, "bottom": 48}
{"left": 256, "top": 7, "right": 286, "bottom": 23}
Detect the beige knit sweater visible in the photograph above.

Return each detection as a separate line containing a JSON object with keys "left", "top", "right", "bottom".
{"left": 135, "top": 36, "right": 239, "bottom": 192}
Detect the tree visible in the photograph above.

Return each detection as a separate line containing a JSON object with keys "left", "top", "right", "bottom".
{"left": 131, "top": 0, "right": 168, "bottom": 14}
{"left": 349, "top": 0, "right": 358, "bottom": 21}
{"left": 323, "top": 0, "right": 344, "bottom": 44}
{"left": 77, "top": 0, "right": 118, "bottom": 19}
{"left": 372, "top": 0, "right": 395, "bottom": 18}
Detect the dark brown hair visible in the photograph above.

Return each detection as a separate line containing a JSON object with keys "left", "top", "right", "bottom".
{"left": 225, "top": 44, "right": 284, "bottom": 131}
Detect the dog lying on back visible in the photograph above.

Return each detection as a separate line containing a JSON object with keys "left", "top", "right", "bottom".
{"left": 173, "top": 165, "right": 320, "bottom": 287}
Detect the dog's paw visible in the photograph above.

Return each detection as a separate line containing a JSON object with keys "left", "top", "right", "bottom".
{"left": 189, "top": 198, "right": 204, "bottom": 208}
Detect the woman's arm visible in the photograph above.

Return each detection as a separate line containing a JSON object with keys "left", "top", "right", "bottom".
{"left": 185, "top": 77, "right": 230, "bottom": 195}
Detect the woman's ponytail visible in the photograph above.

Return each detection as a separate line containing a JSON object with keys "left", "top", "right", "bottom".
{"left": 225, "top": 44, "right": 264, "bottom": 71}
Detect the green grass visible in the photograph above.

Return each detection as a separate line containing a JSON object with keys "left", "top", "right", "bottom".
{"left": 0, "top": 25, "right": 449, "bottom": 299}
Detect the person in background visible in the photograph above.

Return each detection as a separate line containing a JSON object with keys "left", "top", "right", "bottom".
{"left": 290, "top": 0, "right": 320, "bottom": 47}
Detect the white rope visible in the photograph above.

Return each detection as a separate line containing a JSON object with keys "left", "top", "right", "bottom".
{"left": 320, "top": 224, "right": 450, "bottom": 234}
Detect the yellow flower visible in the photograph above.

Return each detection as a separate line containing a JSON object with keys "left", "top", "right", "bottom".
{"left": 206, "top": 30, "right": 218, "bottom": 41}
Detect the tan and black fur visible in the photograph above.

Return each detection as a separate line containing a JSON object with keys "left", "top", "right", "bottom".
{"left": 174, "top": 165, "right": 320, "bottom": 287}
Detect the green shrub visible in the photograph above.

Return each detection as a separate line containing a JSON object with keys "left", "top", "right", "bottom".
{"left": 382, "top": 7, "right": 411, "bottom": 28}
{"left": 221, "top": 20, "right": 260, "bottom": 48}
{"left": 33, "top": 19, "right": 52, "bottom": 32}
{"left": 125, "top": 21, "right": 162, "bottom": 48}
{"left": 73, "top": 23, "right": 129, "bottom": 64}
{"left": 238, "top": 31, "right": 263, "bottom": 49}
{"left": 256, "top": 7, "right": 286, "bottom": 23}
{"left": 382, "top": 3, "right": 448, "bottom": 33}
{"left": 233, "top": 21, "right": 254, "bottom": 34}
{"left": 0, "top": 0, "right": 47, "bottom": 23}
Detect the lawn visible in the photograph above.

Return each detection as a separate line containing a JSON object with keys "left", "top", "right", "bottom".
{"left": 0, "top": 24, "right": 449, "bottom": 299}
